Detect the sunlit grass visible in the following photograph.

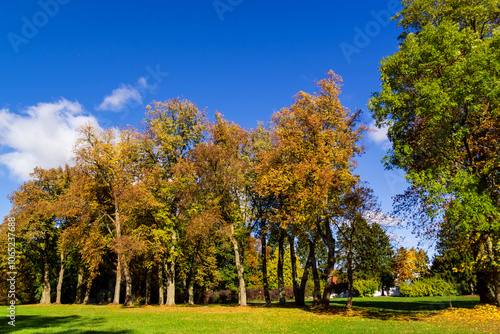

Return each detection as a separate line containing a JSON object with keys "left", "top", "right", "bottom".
{"left": 4, "top": 296, "right": 498, "bottom": 333}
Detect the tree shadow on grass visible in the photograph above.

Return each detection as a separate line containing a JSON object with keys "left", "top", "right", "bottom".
{"left": 328, "top": 297, "right": 479, "bottom": 312}
{"left": 4, "top": 315, "right": 135, "bottom": 333}
{"left": 248, "top": 296, "right": 480, "bottom": 322}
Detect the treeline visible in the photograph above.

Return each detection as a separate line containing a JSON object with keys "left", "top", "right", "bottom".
{"left": 1, "top": 71, "right": 396, "bottom": 307}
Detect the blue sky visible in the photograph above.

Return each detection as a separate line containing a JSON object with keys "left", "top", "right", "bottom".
{"left": 0, "top": 1, "right": 426, "bottom": 251}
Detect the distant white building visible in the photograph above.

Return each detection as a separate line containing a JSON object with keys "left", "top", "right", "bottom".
{"left": 373, "top": 286, "right": 400, "bottom": 297}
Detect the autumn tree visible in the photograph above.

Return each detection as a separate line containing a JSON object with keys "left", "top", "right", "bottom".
{"left": 393, "top": 247, "right": 429, "bottom": 283}
{"left": 8, "top": 166, "right": 74, "bottom": 304}
{"left": 183, "top": 112, "right": 252, "bottom": 306}
{"left": 256, "top": 70, "right": 365, "bottom": 306}
{"left": 74, "top": 125, "right": 144, "bottom": 306}
{"left": 370, "top": 0, "right": 500, "bottom": 305}
{"left": 141, "top": 98, "right": 206, "bottom": 306}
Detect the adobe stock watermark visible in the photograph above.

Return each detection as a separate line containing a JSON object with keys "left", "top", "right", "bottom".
{"left": 6, "top": 217, "right": 17, "bottom": 327}
{"left": 7, "top": 0, "right": 71, "bottom": 54}
{"left": 339, "top": 0, "right": 402, "bottom": 64}
{"left": 385, "top": 169, "right": 406, "bottom": 193}
{"left": 213, "top": 0, "right": 242, "bottom": 21}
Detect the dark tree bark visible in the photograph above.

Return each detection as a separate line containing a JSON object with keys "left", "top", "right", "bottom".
{"left": 55, "top": 250, "right": 67, "bottom": 304}
{"left": 346, "top": 246, "right": 354, "bottom": 308}
{"left": 158, "top": 260, "right": 164, "bottom": 305}
{"left": 145, "top": 267, "right": 152, "bottom": 305}
{"left": 187, "top": 252, "right": 197, "bottom": 305}
{"left": 278, "top": 229, "right": 285, "bottom": 304}
{"left": 476, "top": 234, "right": 500, "bottom": 306}
{"left": 318, "top": 218, "right": 336, "bottom": 307}
{"left": 261, "top": 223, "right": 271, "bottom": 306}
{"left": 83, "top": 277, "right": 93, "bottom": 304}
{"left": 311, "top": 246, "right": 322, "bottom": 306}
{"left": 297, "top": 239, "right": 315, "bottom": 306}
{"left": 75, "top": 265, "right": 84, "bottom": 304}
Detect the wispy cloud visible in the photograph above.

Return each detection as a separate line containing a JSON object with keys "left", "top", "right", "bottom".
{"left": 364, "top": 210, "right": 402, "bottom": 227}
{"left": 367, "top": 120, "right": 391, "bottom": 150}
{"left": 96, "top": 84, "right": 142, "bottom": 112}
{"left": 0, "top": 99, "right": 100, "bottom": 182}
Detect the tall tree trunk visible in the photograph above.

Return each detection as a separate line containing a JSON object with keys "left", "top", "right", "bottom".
{"left": 187, "top": 254, "right": 197, "bottom": 305}
{"left": 230, "top": 224, "right": 247, "bottom": 306}
{"left": 113, "top": 254, "right": 122, "bottom": 304}
{"left": 319, "top": 218, "right": 336, "bottom": 307}
{"left": 476, "top": 233, "right": 500, "bottom": 306}
{"left": 113, "top": 206, "right": 123, "bottom": 305}
{"left": 278, "top": 230, "right": 285, "bottom": 304}
{"left": 55, "top": 250, "right": 67, "bottom": 304}
{"left": 83, "top": 277, "right": 93, "bottom": 304}
{"left": 123, "top": 257, "right": 133, "bottom": 306}
{"left": 145, "top": 267, "right": 152, "bottom": 305}
{"left": 261, "top": 224, "right": 271, "bottom": 306}
{"left": 288, "top": 234, "right": 299, "bottom": 303}
{"left": 40, "top": 234, "right": 51, "bottom": 304}
{"left": 165, "top": 230, "right": 177, "bottom": 306}
{"left": 346, "top": 247, "right": 354, "bottom": 308}
{"left": 158, "top": 260, "right": 164, "bottom": 305}
{"left": 297, "top": 239, "right": 314, "bottom": 306}
{"left": 311, "top": 246, "right": 322, "bottom": 306}
{"left": 75, "top": 265, "right": 84, "bottom": 304}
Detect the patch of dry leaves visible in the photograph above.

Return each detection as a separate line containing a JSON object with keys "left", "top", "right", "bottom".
{"left": 427, "top": 304, "right": 500, "bottom": 333}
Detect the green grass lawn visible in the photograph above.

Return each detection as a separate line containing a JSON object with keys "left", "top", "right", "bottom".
{"left": 3, "top": 296, "right": 498, "bottom": 333}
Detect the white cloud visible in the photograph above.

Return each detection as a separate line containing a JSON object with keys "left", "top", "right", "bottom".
{"left": 0, "top": 99, "right": 100, "bottom": 182}
{"left": 96, "top": 84, "right": 142, "bottom": 112}
{"left": 367, "top": 120, "right": 391, "bottom": 150}
{"left": 364, "top": 210, "right": 402, "bottom": 227}
{"left": 137, "top": 77, "right": 148, "bottom": 89}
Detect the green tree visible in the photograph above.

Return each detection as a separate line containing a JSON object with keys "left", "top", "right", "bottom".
{"left": 370, "top": 0, "right": 500, "bottom": 305}
{"left": 338, "top": 216, "right": 395, "bottom": 297}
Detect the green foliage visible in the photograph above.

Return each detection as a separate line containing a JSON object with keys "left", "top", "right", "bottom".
{"left": 353, "top": 279, "right": 379, "bottom": 297}
{"left": 399, "top": 277, "right": 458, "bottom": 297}
{"left": 370, "top": 0, "right": 500, "bottom": 305}
{"left": 266, "top": 245, "right": 303, "bottom": 289}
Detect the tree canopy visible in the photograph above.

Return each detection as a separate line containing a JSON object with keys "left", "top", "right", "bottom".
{"left": 370, "top": 0, "right": 500, "bottom": 305}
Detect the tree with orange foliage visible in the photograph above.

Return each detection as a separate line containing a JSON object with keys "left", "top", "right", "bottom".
{"left": 181, "top": 112, "right": 252, "bottom": 306}
{"left": 256, "top": 70, "right": 365, "bottom": 306}
{"left": 74, "top": 125, "right": 145, "bottom": 306}
{"left": 393, "top": 247, "right": 429, "bottom": 283}
{"left": 7, "top": 166, "right": 72, "bottom": 304}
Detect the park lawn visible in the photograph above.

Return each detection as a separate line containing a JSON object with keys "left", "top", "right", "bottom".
{"left": 4, "top": 296, "right": 499, "bottom": 333}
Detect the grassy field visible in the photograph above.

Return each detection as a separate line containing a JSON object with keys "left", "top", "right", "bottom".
{"left": 3, "top": 296, "right": 499, "bottom": 333}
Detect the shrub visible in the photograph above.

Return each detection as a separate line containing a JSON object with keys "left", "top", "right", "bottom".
{"left": 269, "top": 287, "right": 294, "bottom": 301}
{"left": 353, "top": 279, "right": 379, "bottom": 297}
{"left": 399, "top": 277, "right": 458, "bottom": 297}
